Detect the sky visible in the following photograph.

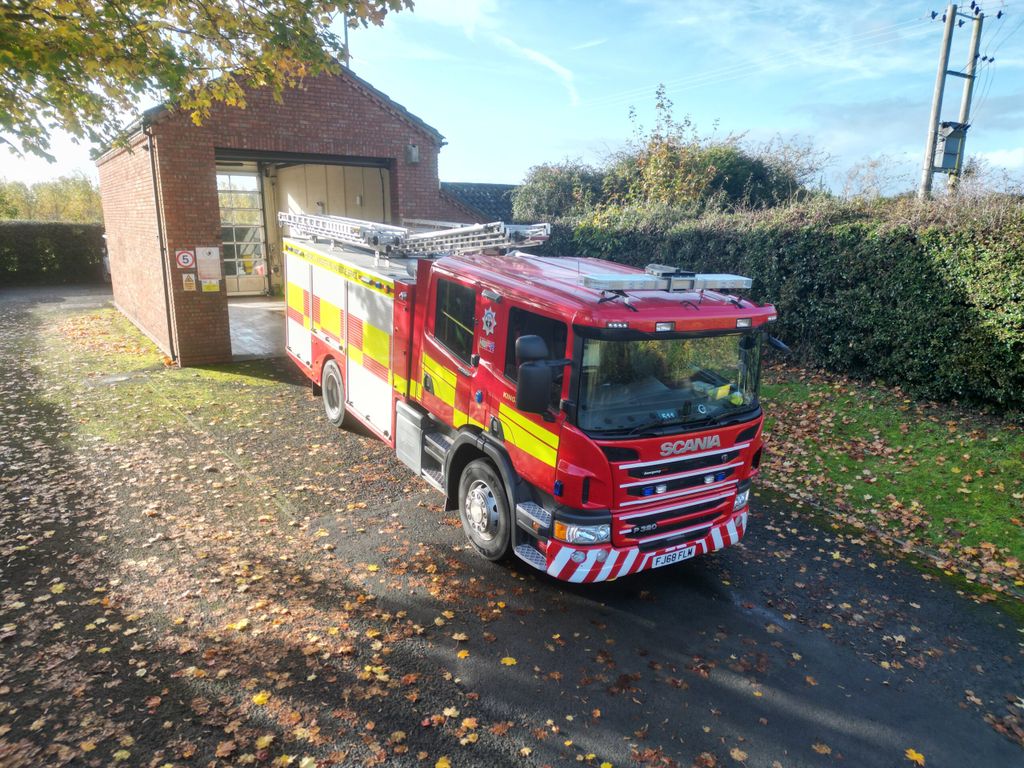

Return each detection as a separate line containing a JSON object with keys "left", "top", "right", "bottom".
{"left": 6, "top": 0, "right": 1023, "bottom": 193}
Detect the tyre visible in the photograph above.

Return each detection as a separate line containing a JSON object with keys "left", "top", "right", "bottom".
{"left": 321, "top": 358, "right": 346, "bottom": 427}
{"left": 458, "top": 459, "right": 511, "bottom": 561}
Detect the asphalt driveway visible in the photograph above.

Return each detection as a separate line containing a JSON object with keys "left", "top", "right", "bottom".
{"left": 0, "top": 286, "right": 1021, "bottom": 768}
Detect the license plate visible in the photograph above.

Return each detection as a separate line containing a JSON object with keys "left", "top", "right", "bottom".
{"left": 651, "top": 545, "right": 697, "bottom": 569}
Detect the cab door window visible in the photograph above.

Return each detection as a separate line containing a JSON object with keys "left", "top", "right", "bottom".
{"left": 433, "top": 278, "right": 476, "bottom": 363}
{"left": 504, "top": 307, "right": 568, "bottom": 408}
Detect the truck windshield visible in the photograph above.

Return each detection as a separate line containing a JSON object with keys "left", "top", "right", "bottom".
{"left": 576, "top": 331, "right": 762, "bottom": 435}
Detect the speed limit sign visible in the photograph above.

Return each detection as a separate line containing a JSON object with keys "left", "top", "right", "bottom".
{"left": 175, "top": 249, "right": 196, "bottom": 269}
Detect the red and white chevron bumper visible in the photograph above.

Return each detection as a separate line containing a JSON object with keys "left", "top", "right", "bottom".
{"left": 542, "top": 509, "right": 749, "bottom": 583}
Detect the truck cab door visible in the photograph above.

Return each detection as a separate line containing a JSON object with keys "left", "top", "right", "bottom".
{"left": 420, "top": 273, "right": 478, "bottom": 428}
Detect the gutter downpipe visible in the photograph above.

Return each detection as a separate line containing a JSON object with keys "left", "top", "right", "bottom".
{"left": 144, "top": 120, "right": 177, "bottom": 363}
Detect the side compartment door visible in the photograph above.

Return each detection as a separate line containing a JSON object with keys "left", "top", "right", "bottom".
{"left": 285, "top": 250, "right": 312, "bottom": 367}
{"left": 345, "top": 279, "right": 394, "bottom": 438}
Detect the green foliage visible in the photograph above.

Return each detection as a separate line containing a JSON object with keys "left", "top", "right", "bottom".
{"left": 511, "top": 161, "right": 604, "bottom": 221}
{"left": 516, "top": 87, "right": 818, "bottom": 219}
{"left": 0, "top": 221, "right": 105, "bottom": 285}
{"left": 541, "top": 197, "right": 1024, "bottom": 410}
{"left": 0, "top": 174, "right": 102, "bottom": 222}
{"left": 0, "top": 1, "right": 410, "bottom": 160}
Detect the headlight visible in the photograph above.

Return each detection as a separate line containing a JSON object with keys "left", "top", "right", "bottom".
{"left": 733, "top": 488, "right": 750, "bottom": 510}
{"left": 554, "top": 521, "right": 610, "bottom": 545}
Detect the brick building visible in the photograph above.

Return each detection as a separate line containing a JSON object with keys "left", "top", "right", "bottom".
{"left": 97, "top": 70, "right": 476, "bottom": 366}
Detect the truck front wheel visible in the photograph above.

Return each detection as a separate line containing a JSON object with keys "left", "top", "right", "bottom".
{"left": 321, "top": 358, "right": 346, "bottom": 427}
{"left": 458, "top": 459, "right": 511, "bottom": 561}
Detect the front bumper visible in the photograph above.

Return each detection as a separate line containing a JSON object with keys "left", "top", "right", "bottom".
{"left": 513, "top": 506, "right": 749, "bottom": 583}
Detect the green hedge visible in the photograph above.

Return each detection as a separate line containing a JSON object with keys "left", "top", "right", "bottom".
{"left": 540, "top": 200, "right": 1024, "bottom": 410}
{"left": 0, "top": 221, "right": 105, "bottom": 285}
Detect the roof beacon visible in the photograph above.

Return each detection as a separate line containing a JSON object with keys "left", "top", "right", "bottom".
{"left": 578, "top": 263, "right": 752, "bottom": 293}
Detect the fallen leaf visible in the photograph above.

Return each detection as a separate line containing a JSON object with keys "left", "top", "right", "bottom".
{"left": 256, "top": 734, "right": 275, "bottom": 749}
{"left": 730, "top": 747, "right": 748, "bottom": 761}
{"left": 812, "top": 743, "right": 832, "bottom": 755}
{"left": 252, "top": 690, "right": 271, "bottom": 705}
{"left": 501, "top": 657, "right": 517, "bottom": 666}
{"left": 435, "top": 758, "right": 451, "bottom": 768}
{"left": 457, "top": 650, "right": 470, "bottom": 659}
{"left": 905, "top": 748, "right": 926, "bottom": 766}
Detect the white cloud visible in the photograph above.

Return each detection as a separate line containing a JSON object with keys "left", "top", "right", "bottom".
{"left": 979, "top": 147, "right": 1024, "bottom": 169}
{"left": 570, "top": 38, "right": 608, "bottom": 51}
{"left": 494, "top": 35, "right": 580, "bottom": 107}
{"left": 407, "top": 0, "right": 500, "bottom": 37}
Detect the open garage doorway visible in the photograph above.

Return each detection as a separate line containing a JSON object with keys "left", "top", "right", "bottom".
{"left": 217, "top": 151, "right": 394, "bottom": 359}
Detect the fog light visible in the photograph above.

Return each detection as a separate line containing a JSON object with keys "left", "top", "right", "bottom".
{"left": 554, "top": 521, "right": 611, "bottom": 545}
{"left": 655, "top": 321, "right": 675, "bottom": 332}
{"left": 570, "top": 550, "right": 586, "bottom": 563}
{"left": 595, "top": 550, "right": 609, "bottom": 563}
{"left": 733, "top": 488, "right": 750, "bottom": 510}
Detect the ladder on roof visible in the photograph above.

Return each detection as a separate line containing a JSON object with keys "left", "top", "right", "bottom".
{"left": 277, "top": 212, "right": 550, "bottom": 258}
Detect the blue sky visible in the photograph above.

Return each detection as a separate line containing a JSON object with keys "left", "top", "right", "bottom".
{"left": 7, "top": 0, "right": 1023, "bottom": 192}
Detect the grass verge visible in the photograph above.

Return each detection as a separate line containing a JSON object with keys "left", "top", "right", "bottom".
{"left": 760, "top": 365, "right": 1024, "bottom": 598}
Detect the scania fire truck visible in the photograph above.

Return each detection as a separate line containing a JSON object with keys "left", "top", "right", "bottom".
{"left": 279, "top": 212, "right": 777, "bottom": 583}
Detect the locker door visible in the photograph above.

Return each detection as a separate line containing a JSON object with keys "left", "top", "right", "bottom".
{"left": 345, "top": 281, "right": 394, "bottom": 437}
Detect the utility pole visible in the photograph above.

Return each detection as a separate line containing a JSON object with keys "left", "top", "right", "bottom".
{"left": 949, "top": 10, "right": 984, "bottom": 188}
{"left": 919, "top": 3, "right": 958, "bottom": 199}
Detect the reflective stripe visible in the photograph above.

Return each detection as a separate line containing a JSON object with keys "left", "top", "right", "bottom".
{"left": 362, "top": 323, "right": 390, "bottom": 368}
{"left": 317, "top": 297, "right": 343, "bottom": 340}
{"left": 497, "top": 403, "right": 559, "bottom": 467}
{"left": 284, "top": 239, "right": 394, "bottom": 298}
{"left": 568, "top": 550, "right": 599, "bottom": 583}
{"left": 392, "top": 372, "right": 408, "bottom": 395}
{"left": 595, "top": 550, "right": 619, "bottom": 582}
{"left": 547, "top": 546, "right": 573, "bottom": 578}
{"left": 422, "top": 354, "right": 457, "bottom": 406}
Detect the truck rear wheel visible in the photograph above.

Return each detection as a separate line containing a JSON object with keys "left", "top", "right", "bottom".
{"left": 458, "top": 459, "right": 511, "bottom": 561}
{"left": 321, "top": 358, "right": 346, "bottom": 427}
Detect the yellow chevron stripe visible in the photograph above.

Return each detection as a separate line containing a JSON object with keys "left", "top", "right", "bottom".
{"left": 498, "top": 413, "right": 558, "bottom": 467}
{"left": 422, "top": 355, "right": 457, "bottom": 406}
{"left": 498, "top": 403, "right": 559, "bottom": 450}
{"left": 392, "top": 372, "right": 408, "bottom": 395}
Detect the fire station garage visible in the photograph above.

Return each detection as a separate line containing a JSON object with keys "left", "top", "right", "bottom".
{"left": 97, "top": 70, "right": 476, "bottom": 366}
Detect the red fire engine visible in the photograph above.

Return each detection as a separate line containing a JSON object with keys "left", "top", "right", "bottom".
{"left": 279, "top": 213, "right": 777, "bottom": 583}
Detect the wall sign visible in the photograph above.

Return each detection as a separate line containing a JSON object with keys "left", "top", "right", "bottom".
{"left": 182, "top": 273, "right": 196, "bottom": 291}
{"left": 175, "top": 249, "right": 196, "bottom": 269}
{"left": 200, "top": 279, "right": 220, "bottom": 293}
{"left": 196, "top": 246, "right": 222, "bottom": 280}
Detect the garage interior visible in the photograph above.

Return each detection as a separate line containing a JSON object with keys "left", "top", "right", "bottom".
{"left": 215, "top": 151, "right": 395, "bottom": 358}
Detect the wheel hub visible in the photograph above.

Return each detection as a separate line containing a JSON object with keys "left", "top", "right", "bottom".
{"left": 465, "top": 480, "right": 498, "bottom": 541}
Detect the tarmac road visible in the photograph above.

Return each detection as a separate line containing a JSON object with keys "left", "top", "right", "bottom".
{"left": 0, "top": 286, "right": 1021, "bottom": 768}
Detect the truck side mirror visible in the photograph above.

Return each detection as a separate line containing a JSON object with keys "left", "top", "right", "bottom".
{"left": 515, "top": 334, "right": 549, "bottom": 364}
{"left": 516, "top": 362, "right": 553, "bottom": 414}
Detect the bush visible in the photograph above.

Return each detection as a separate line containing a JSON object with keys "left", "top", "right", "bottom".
{"left": 0, "top": 221, "right": 105, "bottom": 285}
{"left": 538, "top": 197, "right": 1024, "bottom": 410}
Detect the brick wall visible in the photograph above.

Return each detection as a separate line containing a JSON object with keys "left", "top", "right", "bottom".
{"left": 99, "top": 70, "right": 477, "bottom": 366}
{"left": 96, "top": 133, "right": 171, "bottom": 355}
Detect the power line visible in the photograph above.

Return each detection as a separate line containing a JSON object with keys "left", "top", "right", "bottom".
{"left": 582, "top": 15, "right": 932, "bottom": 110}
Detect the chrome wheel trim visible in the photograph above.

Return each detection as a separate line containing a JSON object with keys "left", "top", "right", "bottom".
{"left": 324, "top": 366, "right": 343, "bottom": 420}
{"left": 464, "top": 479, "right": 499, "bottom": 542}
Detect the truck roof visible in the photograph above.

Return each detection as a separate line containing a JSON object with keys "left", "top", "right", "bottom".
{"left": 438, "top": 251, "right": 777, "bottom": 332}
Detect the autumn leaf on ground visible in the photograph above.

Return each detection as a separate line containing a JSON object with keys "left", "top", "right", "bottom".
{"left": 435, "top": 757, "right": 451, "bottom": 768}
{"left": 730, "top": 746, "right": 748, "bottom": 761}
{"left": 812, "top": 742, "right": 832, "bottom": 755}
{"left": 252, "top": 690, "right": 271, "bottom": 705}
{"left": 452, "top": 632, "right": 468, "bottom": 641}
{"left": 457, "top": 649, "right": 470, "bottom": 659}
{"left": 443, "top": 707, "right": 459, "bottom": 718}
{"left": 905, "top": 748, "right": 926, "bottom": 765}
{"left": 366, "top": 564, "right": 379, "bottom": 572}
{"left": 256, "top": 734, "right": 275, "bottom": 749}
{"left": 501, "top": 656, "right": 517, "bottom": 666}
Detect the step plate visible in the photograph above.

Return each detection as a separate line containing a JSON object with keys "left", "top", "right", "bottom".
{"left": 513, "top": 544, "right": 547, "bottom": 571}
